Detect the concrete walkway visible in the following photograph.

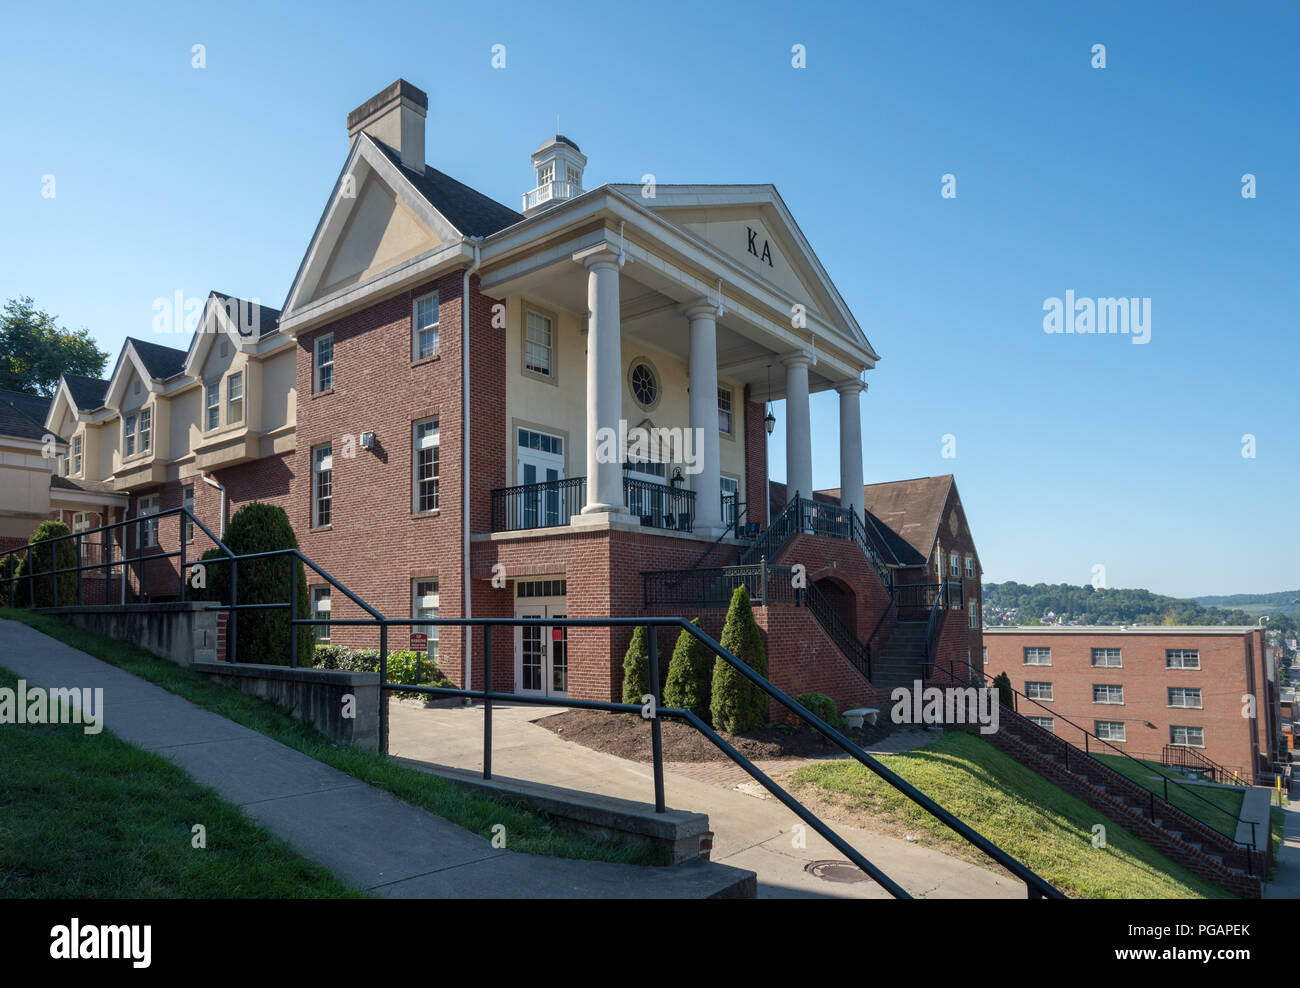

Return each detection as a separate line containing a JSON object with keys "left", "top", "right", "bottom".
{"left": 0, "top": 619, "right": 751, "bottom": 898}
{"left": 1264, "top": 796, "right": 1300, "bottom": 898}
{"left": 388, "top": 702, "right": 1026, "bottom": 899}
{"left": 1235, "top": 787, "right": 1272, "bottom": 853}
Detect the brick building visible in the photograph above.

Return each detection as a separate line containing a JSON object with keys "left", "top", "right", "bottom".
{"left": 7, "top": 79, "right": 988, "bottom": 716}
{"left": 984, "top": 626, "right": 1284, "bottom": 783}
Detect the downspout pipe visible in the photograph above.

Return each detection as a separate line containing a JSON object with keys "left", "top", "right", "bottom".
{"left": 463, "top": 240, "right": 482, "bottom": 695}
{"left": 199, "top": 472, "right": 226, "bottom": 537}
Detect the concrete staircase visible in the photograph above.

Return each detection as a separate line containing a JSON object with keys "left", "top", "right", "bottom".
{"left": 870, "top": 621, "right": 929, "bottom": 689}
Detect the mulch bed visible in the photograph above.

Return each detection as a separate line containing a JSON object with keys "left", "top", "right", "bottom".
{"left": 535, "top": 707, "right": 895, "bottom": 763}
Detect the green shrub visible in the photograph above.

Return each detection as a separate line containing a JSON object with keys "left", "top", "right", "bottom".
{"left": 992, "top": 671, "right": 1016, "bottom": 711}
{"left": 795, "top": 692, "right": 844, "bottom": 730}
{"left": 621, "top": 625, "right": 652, "bottom": 704}
{"left": 187, "top": 503, "right": 312, "bottom": 667}
{"left": 710, "top": 584, "right": 769, "bottom": 733}
{"left": 0, "top": 553, "right": 14, "bottom": 605}
{"left": 314, "top": 646, "right": 451, "bottom": 699}
{"left": 14, "top": 521, "right": 77, "bottom": 607}
{"left": 663, "top": 619, "right": 711, "bottom": 722}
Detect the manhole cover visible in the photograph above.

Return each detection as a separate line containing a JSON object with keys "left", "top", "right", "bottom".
{"left": 804, "top": 860, "right": 871, "bottom": 884}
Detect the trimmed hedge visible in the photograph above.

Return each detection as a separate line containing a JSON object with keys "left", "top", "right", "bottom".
{"left": 621, "top": 625, "right": 652, "bottom": 705}
{"left": 315, "top": 646, "right": 452, "bottom": 699}
{"left": 663, "top": 619, "right": 711, "bottom": 722}
{"left": 14, "top": 520, "right": 77, "bottom": 608}
{"left": 795, "top": 692, "right": 844, "bottom": 730}
{"left": 710, "top": 584, "right": 769, "bottom": 733}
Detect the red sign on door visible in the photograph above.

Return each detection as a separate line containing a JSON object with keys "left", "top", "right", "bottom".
{"left": 551, "top": 628, "right": 564, "bottom": 642}
{"left": 410, "top": 633, "right": 428, "bottom": 651}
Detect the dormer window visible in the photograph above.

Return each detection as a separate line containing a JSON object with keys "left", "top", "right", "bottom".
{"left": 139, "top": 407, "right": 152, "bottom": 453}
{"left": 71, "top": 436, "right": 82, "bottom": 475}
{"left": 123, "top": 413, "right": 137, "bottom": 456}
{"left": 227, "top": 372, "right": 244, "bottom": 424}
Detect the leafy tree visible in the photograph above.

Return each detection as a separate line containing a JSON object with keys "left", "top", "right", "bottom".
{"left": 188, "top": 503, "right": 313, "bottom": 666}
{"left": 0, "top": 297, "right": 109, "bottom": 396}
{"left": 663, "top": 619, "right": 711, "bottom": 722}
{"left": 992, "top": 671, "right": 1016, "bottom": 711}
{"left": 621, "top": 625, "right": 651, "bottom": 705}
{"left": 710, "top": 585, "right": 769, "bottom": 732}
{"left": 14, "top": 520, "right": 77, "bottom": 607}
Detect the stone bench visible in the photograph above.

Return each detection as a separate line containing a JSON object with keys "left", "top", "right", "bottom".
{"left": 842, "top": 707, "right": 879, "bottom": 729}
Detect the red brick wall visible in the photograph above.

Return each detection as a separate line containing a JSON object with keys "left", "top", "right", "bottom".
{"left": 985, "top": 629, "right": 1264, "bottom": 781}
{"left": 742, "top": 387, "right": 768, "bottom": 530}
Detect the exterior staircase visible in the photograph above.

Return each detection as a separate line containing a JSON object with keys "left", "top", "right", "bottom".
{"left": 869, "top": 621, "right": 929, "bottom": 689}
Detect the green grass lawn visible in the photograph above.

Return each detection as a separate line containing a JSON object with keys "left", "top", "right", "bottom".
{"left": 789, "top": 731, "right": 1233, "bottom": 899}
{"left": 1091, "top": 753, "right": 1244, "bottom": 836}
{"left": 0, "top": 609, "right": 658, "bottom": 867}
{"left": 0, "top": 666, "right": 360, "bottom": 897}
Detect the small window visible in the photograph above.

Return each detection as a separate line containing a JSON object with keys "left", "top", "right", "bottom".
{"left": 1168, "top": 687, "right": 1203, "bottom": 709}
{"left": 311, "top": 587, "right": 331, "bottom": 644}
{"left": 968, "top": 600, "right": 979, "bottom": 629}
{"left": 227, "top": 372, "right": 244, "bottom": 424}
{"left": 1091, "top": 647, "right": 1122, "bottom": 667}
{"left": 1093, "top": 684, "right": 1124, "bottom": 704}
{"left": 414, "top": 293, "right": 439, "bottom": 360}
{"left": 964, "top": 555, "right": 974, "bottom": 579}
{"left": 1027, "top": 716, "right": 1055, "bottom": 733}
{"left": 123, "top": 413, "right": 137, "bottom": 456}
{"left": 1170, "top": 725, "right": 1204, "bottom": 748}
{"left": 1023, "top": 647, "right": 1052, "bottom": 666}
{"left": 205, "top": 383, "right": 220, "bottom": 430}
{"left": 412, "top": 579, "right": 439, "bottom": 663}
{"left": 1166, "top": 649, "right": 1200, "bottom": 670}
{"left": 717, "top": 387, "right": 733, "bottom": 435}
{"left": 524, "top": 308, "right": 552, "bottom": 377}
{"left": 314, "top": 332, "right": 334, "bottom": 393}
{"left": 139, "top": 407, "right": 152, "bottom": 453}
{"left": 1095, "top": 721, "right": 1126, "bottom": 742}
{"left": 1025, "top": 682, "right": 1053, "bottom": 701}
{"left": 413, "top": 418, "right": 439, "bottom": 513}
{"left": 949, "top": 552, "right": 960, "bottom": 578}
{"left": 182, "top": 485, "right": 194, "bottom": 543}
{"left": 71, "top": 436, "right": 82, "bottom": 475}
{"left": 137, "top": 494, "right": 160, "bottom": 548}
{"left": 982, "top": 646, "right": 988, "bottom": 665}
{"left": 313, "top": 444, "right": 333, "bottom": 528}
{"left": 539, "top": 162, "right": 554, "bottom": 186}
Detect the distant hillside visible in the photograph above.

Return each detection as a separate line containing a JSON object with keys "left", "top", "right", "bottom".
{"left": 982, "top": 581, "right": 1297, "bottom": 639}
{"left": 1193, "top": 590, "right": 1300, "bottom": 616}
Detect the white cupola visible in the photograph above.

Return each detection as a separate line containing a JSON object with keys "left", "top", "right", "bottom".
{"left": 522, "top": 135, "right": 586, "bottom": 215}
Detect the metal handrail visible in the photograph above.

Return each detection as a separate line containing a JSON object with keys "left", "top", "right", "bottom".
{"left": 801, "top": 579, "right": 872, "bottom": 681}
{"left": 1162, "top": 743, "right": 1248, "bottom": 787}
{"left": 489, "top": 476, "right": 586, "bottom": 533}
{"left": 923, "top": 587, "right": 945, "bottom": 659}
{"left": 624, "top": 476, "right": 696, "bottom": 532}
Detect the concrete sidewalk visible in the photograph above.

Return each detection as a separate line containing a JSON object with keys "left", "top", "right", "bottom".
{"left": 389, "top": 702, "right": 1026, "bottom": 899}
{"left": 0, "top": 618, "right": 752, "bottom": 898}
{"left": 1264, "top": 796, "right": 1299, "bottom": 899}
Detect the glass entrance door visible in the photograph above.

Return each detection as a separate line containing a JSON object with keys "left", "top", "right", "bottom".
{"left": 514, "top": 602, "right": 568, "bottom": 698}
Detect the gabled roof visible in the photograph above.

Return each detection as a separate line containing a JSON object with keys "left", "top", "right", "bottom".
{"left": 859, "top": 475, "right": 956, "bottom": 562}
{"left": 0, "top": 388, "right": 52, "bottom": 424}
{"left": 126, "top": 337, "right": 188, "bottom": 380}
{"left": 0, "top": 394, "right": 56, "bottom": 443}
{"left": 372, "top": 140, "right": 523, "bottom": 238}
{"left": 181, "top": 292, "right": 284, "bottom": 377}
{"left": 63, "top": 374, "right": 109, "bottom": 411}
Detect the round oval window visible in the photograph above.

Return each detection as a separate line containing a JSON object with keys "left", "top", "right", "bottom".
{"left": 630, "top": 362, "right": 658, "bottom": 409}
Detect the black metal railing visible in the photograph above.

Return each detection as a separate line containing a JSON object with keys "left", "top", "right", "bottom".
{"left": 923, "top": 587, "right": 945, "bottom": 660}
{"left": 1163, "top": 743, "right": 1247, "bottom": 787}
{"left": 8, "top": 518, "right": 1065, "bottom": 899}
{"left": 490, "top": 477, "right": 585, "bottom": 532}
{"left": 642, "top": 561, "right": 797, "bottom": 608}
{"left": 802, "top": 579, "right": 872, "bottom": 680}
{"left": 895, "top": 582, "right": 943, "bottom": 619}
{"left": 624, "top": 476, "right": 695, "bottom": 532}
{"left": 737, "top": 495, "right": 800, "bottom": 566}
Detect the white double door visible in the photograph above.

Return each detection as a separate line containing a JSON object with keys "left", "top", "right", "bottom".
{"left": 517, "top": 441, "right": 565, "bottom": 528}
{"left": 515, "top": 599, "right": 568, "bottom": 698}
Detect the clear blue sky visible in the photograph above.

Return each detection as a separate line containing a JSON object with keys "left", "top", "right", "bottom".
{"left": 2, "top": 0, "right": 1296, "bottom": 598}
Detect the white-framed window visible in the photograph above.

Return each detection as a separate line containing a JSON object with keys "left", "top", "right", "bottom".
{"left": 311, "top": 587, "right": 331, "bottom": 643}
{"left": 964, "top": 555, "right": 974, "bottom": 579}
{"left": 414, "top": 292, "right": 439, "bottom": 360}
{"left": 137, "top": 494, "right": 159, "bottom": 548}
{"left": 314, "top": 332, "right": 334, "bottom": 393}
{"left": 227, "top": 372, "right": 243, "bottom": 424}
{"left": 413, "top": 418, "right": 439, "bottom": 513}
{"left": 721, "top": 474, "right": 739, "bottom": 530}
{"left": 1168, "top": 687, "right": 1203, "bottom": 709}
{"left": 524, "top": 308, "right": 552, "bottom": 377}
{"left": 312, "top": 443, "right": 333, "bottom": 527}
{"left": 538, "top": 162, "right": 554, "bottom": 186}
{"left": 412, "top": 579, "right": 439, "bottom": 663}
{"left": 968, "top": 600, "right": 979, "bottom": 629}
{"left": 1091, "top": 647, "right": 1122, "bottom": 667}
{"left": 1095, "top": 720, "right": 1126, "bottom": 742}
{"left": 1024, "top": 647, "right": 1052, "bottom": 666}
{"left": 717, "top": 386, "right": 733, "bottom": 435}
{"left": 182, "top": 484, "right": 194, "bottom": 543}
{"left": 1166, "top": 649, "right": 1200, "bottom": 670}
{"left": 139, "top": 407, "right": 152, "bottom": 453}
{"left": 205, "top": 383, "right": 220, "bottom": 430}
{"left": 123, "top": 413, "right": 137, "bottom": 456}
{"left": 1093, "top": 684, "right": 1124, "bottom": 704}
{"left": 950, "top": 551, "right": 960, "bottom": 577}
{"left": 1170, "top": 725, "right": 1204, "bottom": 748}
{"left": 982, "top": 646, "right": 988, "bottom": 665}
{"left": 72, "top": 511, "right": 91, "bottom": 559}
{"left": 71, "top": 435, "right": 82, "bottom": 475}
{"left": 1027, "top": 716, "right": 1055, "bottom": 733}
{"left": 1025, "top": 682, "right": 1053, "bottom": 701}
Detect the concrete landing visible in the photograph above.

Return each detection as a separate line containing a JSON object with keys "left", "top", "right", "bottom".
{"left": 0, "top": 618, "right": 754, "bottom": 899}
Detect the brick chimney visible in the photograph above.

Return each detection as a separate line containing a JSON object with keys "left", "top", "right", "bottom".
{"left": 347, "top": 79, "right": 428, "bottom": 173}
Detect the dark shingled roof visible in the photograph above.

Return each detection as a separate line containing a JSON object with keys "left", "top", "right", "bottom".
{"left": 51, "top": 475, "right": 118, "bottom": 495}
{"left": 208, "top": 292, "right": 282, "bottom": 336}
{"left": 859, "top": 475, "right": 955, "bottom": 564}
{"left": 0, "top": 388, "right": 51, "bottom": 425}
{"left": 372, "top": 140, "right": 524, "bottom": 238}
{"left": 63, "top": 373, "right": 109, "bottom": 411}
{"left": 0, "top": 395, "right": 54, "bottom": 442}
{"left": 126, "top": 337, "right": 188, "bottom": 380}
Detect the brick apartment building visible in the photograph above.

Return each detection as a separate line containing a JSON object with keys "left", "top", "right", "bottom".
{"left": 2, "top": 79, "right": 987, "bottom": 715}
{"left": 984, "top": 626, "right": 1285, "bottom": 783}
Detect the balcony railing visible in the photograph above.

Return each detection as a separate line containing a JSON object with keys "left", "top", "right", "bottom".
{"left": 522, "top": 180, "right": 581, "bottom": 211}
{"left": 490, "top": 477, "right": 585, "bottom": 532}
{"left": 625, "top": 476, "right": 695, "bottom": 532}
{"left": 643, "top": 561, "right": 797, "bottom": 608}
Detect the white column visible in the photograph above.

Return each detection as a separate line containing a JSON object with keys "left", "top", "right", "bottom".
{"left": 784, "top": 353, "right": 813, "bottom": 504}
{"left": 684, "top": 300, "right": 723, "bottom": 536}
{"left": 578, "top": 246, "right": 625, "bottom": 514}
{"left": 836, "top": 379, "right": 866, "bottom": 521}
